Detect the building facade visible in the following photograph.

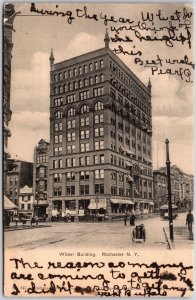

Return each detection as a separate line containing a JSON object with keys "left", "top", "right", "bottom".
{"left": 153, "top": 171, "right": 167, "bottom": 211}
{"left": 33, "top": 139, "right": 49, "bottom": 218}
{"left": 47, "top": 32, "right": 153, "bottom": 220}
{"left": 157, "top": 165, "right": 193, "bottom": 210}
{"left": 18, "top": 186, "right": 34, "bottom": 220}
{"left": 6, "top": 159, "right": 33, "bottom": 208}
{"left": 3, "top": 4, "right": 15, "bottom": 191}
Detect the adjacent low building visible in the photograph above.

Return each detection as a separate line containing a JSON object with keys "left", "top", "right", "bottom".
{"left": 6, "top": 159, "right": 33, "bottom": 208}
{"left": 33, "top": 139, "right": 49, "bottom": 218}
{"left": 18, "top": 185, "right": 34, "bottom": 220}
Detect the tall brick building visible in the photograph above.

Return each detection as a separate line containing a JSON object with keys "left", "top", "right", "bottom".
{"left": 47, "top": 32, "right": 153, "bottom": 220}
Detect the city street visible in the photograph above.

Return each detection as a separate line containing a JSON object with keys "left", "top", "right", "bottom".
{"left": 4, "top": 213, "right": 193, "bottom": 251}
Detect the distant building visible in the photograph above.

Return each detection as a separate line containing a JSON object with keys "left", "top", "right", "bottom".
{"left": 47, "top": 31, "right": 153, "bottom": 220}
{"left": 153, "top": 171, "right": 167, "bottom": 211}
{"left": 18, "top": 186, "right": 34, "bottom": 220}
{"left": 33, "top": 139, "right": 49, "bottom": 218}
{"left": 157, "top": 165, "right": 193, "bottom": 210}
{"left": 6, "top": 159, "right": 33, "bottom": 207}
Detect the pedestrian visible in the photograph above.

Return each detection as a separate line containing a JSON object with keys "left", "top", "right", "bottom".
{"left": 124, "top": 213, "right": 128, "bottom": 226}
{"left": 35, "top": 215, "right": 39, "bottom": 226}
{"left": 186, "top": 210, "right": 194, "bottom": 235}
{"left": 15, "top": 215, "right": 18, "bottom": 226}
{"left": 130, "top": 213, "right": 136, "bottom": 226}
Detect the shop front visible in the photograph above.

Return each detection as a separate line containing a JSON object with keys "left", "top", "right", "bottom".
{"left": 4, "top": 195, "right": 18, "bottom": 226}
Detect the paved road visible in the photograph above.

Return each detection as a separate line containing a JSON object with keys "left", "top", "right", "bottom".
{"left": 4, "top": 213, "right": 192, "bottom": 251}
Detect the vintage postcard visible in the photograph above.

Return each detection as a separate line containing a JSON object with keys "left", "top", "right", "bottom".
{"left": 3, "top": 2, "right": 194, "bottom": 297}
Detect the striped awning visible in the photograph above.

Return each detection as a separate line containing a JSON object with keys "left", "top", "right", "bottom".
{"left": 111, "top": 199, "right": 134, "bottom": 205}
{"left": 126, "top": 161, "right": 133, "bottom": 167}
{"left": 4, "top": 196, "right": 17, "bottom": 210}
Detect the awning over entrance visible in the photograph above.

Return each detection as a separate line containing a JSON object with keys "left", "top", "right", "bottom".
{"left": 4, "top": 196, "right": 17, "bottom": 210}
{"left": 111, "top": 199, "right": 134, "bottom": 205}
{"left": 88, "top": 198, "right": 107, "bottom": 209}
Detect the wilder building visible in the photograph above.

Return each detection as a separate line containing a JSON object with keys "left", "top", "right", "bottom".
{"left": 47, "top": 32, "right": 153, "bottom": 220}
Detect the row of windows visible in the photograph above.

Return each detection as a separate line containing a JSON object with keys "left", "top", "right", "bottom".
{"left": 54, "top": 101, "right": 104, "bottom": 119}
{"left": 53, "top": 154, "right": 104, "bottom": 169}
{"left": 54, "top": 60, "right": 104, "bottom": 82}
{"left": 54, "top": 184, "right": 105, "bottom": 196}
{"left": 54, "top": 169, "right": 105, "bottom": 183}
{"left": 58, "top": 113, "right": 103, "bottom": 130}
{"left": 36, "top": 153, "right": 48, "bottom": 163}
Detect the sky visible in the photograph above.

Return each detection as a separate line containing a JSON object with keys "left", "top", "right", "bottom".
{"left": 7, "top": 2, "right": 194, "bottom": 174}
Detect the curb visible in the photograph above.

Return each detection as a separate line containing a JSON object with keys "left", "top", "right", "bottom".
{"left": 4, "top": 225, "right": 51, "bottom": 232}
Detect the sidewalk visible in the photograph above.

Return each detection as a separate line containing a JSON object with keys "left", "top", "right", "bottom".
{"left": 164, "top": 225, "right": 194, "bottom": 250}
{"left": 4, "top": 221, "right": 51, "bottom": 232}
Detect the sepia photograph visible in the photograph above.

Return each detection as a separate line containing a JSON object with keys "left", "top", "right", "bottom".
{"left": 3, "top": 2, "right": 194, "bottom": 297}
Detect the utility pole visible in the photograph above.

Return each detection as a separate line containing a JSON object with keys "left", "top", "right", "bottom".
{"left": 165, "top": 139, "right": 174, "bottom": 241}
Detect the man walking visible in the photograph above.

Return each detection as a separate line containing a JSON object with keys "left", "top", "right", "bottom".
{"left": 186, "top": 210, "right": 194, "bottom": 235}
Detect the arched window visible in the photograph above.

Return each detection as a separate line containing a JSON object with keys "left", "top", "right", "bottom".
{"left": 89, "top": 77, "right": 93, "bottom": 85}
{"left": 84, "top": 79, "right": 88, "bottom": 87}
{"left": 67, "top": 107, "right": 75, "bottom": 117}
{"left": 73, "top": 81, "right": 78, "bottom": 89}
{"left": 79, "top": 80, "right": 83, "bottom": 88}
{"left": 80, "top": 105, "right": 89, "bottom": 114}
{"left": 95, "top": 75, "right": 99, "bottom": 84}
{"left": 55, "top": 110, "right": 63, "bottom": 120}
{"left": 68, "top": 83, "right": 72, "bottom": 91}
{"left": 100, "top": 74, "right": 104, "bottom": 82}
{"left": 95, "top": 101, "right": 104, "bottom": 111}
{"left": 64, "top": 84, "right": 67, "bottom": 92}
{"left": 59, "top": 85, "right": 63, "bottom": 93}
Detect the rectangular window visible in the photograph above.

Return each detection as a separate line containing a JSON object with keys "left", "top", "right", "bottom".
{"left": 54, "top": 146, "right": 62, "bottom": 155}
{"left": 66, "top": 172, "right": 75, "bottom": 181}
{"left": 66, "top": 94, "right": 76, "bottom": 103}
{"left": 79, "top": 90, "right": 90, "bottom": 100}
{"left": 80, "top": 130, "right": 89, "bottom": 139}
{"left": 93, "top": 87, "right": 104, "bottom": 97}
{"left": 89, "top": 63, "right": 93, "bottom": 71}
{"left": 94, "top": 155, "right": 98, "bottom": 164}
{"left": 94, "top": 141, "right": 104, "bottom": 150}
{"left": 67, "top": 186, "right": 75, "bottom": 195}
{"left": 94, "top": 61, "right": 98, "bottom": 70}
{"left": 67, "top": 132, "right": 76, "bottom": 141}
{"left": 95, "top": 169, "right": 104, "bottom": 179}
{"left": 95, "top": 184, "right": 104, "bottom": 194}
{"left": 54, "top": 135, "right": 62, "bottom": 143}
{"left": 55, "top": 122, "right": 62, "bottom": 131}
{"left": 67, "top": 145, "right": 75, "bottom": 153}
{"left": 81, "top": 143, "right": 89, "bottom": 152}
{"left": 80, "top": 171, "right": 89, "bottom": 180}
{"left": 53, "top": 159, "right": 62, "bottom": 169}
{"left": 80, "top": 117, "right": 89, "bottom": 126}
{"left": 54, "top": 173, "right": 62, "bottom": 183}
{"left": 73, "top": 68, "right": 77, "bottom": 76}
{"left": 67, "top": 120, "right": 75, "bottom": 129}
{"left": 100, "top": 154, "right": 104, "bottom": 164}
{"left": 54, "top": 97, "right": 63, "bottom": 106}
{"left": 94, "top": 127, "right": 104, "bottom": 137}
{"left": 94, "top": 114, "right": 103, "bottom": 124}
{"left": 84, "top": 65, "right": 88, "bottom": 73}
{"left": 78, "top": 66, "right": 82, "bottom": 75}
{"left": 80, "top": 185, "right": 89, "bottom": 195}
{"left": 100, "top": 59, "right": 104, "bottom": 68}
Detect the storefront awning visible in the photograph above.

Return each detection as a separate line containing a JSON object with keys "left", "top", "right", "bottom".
{"left": 120, "top": 146, "right": 125, "bottom": 152}
{"left": 111, "top": 199, "right": 134, "bottom": 205}
{"left": 88, "top": 198, "right": 106, "bottom": 210}
{"left": 127, "top": 175, "right": 133, "bottom": 182}
{"left": 4, "top": 196, "right": 17, "bottom": 210}
{"left": 149, "top": 202, "right": 154, "bottom": 206}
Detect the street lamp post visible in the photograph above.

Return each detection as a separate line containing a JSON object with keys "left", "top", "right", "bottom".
{"left": 95, "top": 196, "right": 99, "bottom": 220}
{"left": 165, "top": 139, "right": 174, "bottom": 241}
